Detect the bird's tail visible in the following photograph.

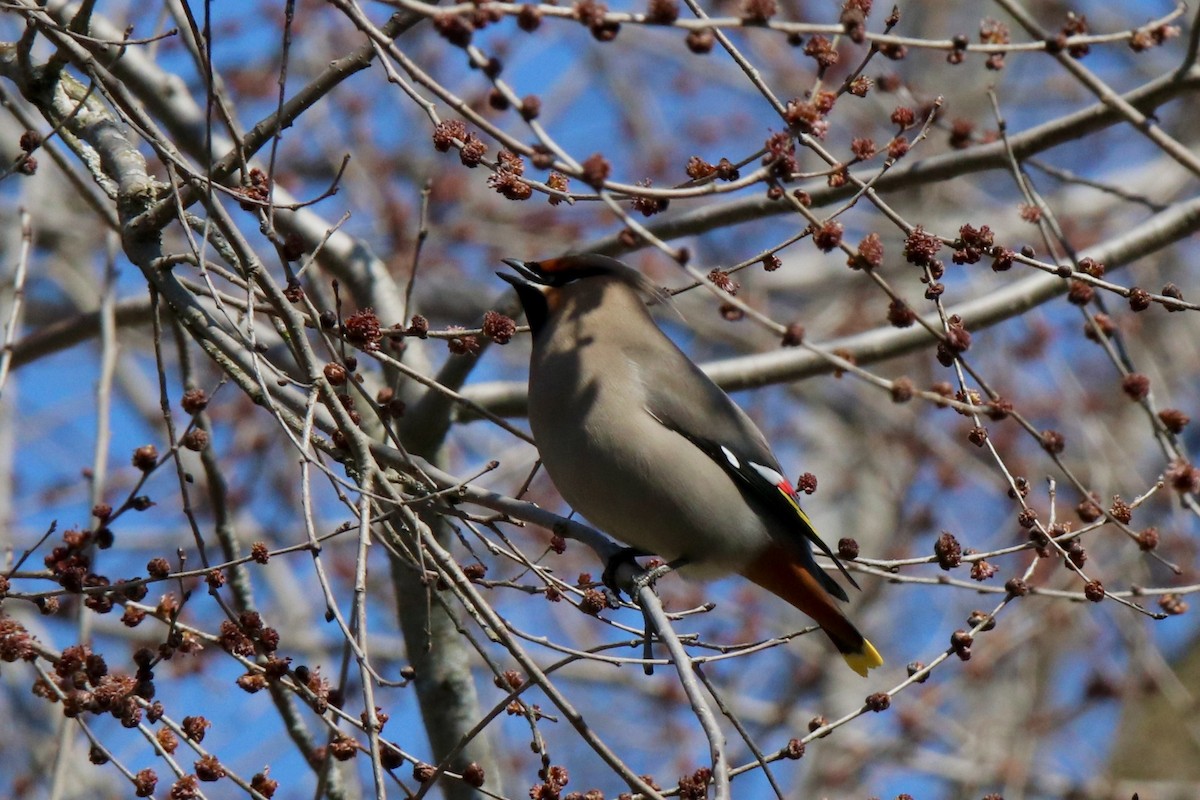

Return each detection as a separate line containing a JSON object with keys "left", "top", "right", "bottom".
{"left": 741, "top": 544, "right": 883, "bottom": 677}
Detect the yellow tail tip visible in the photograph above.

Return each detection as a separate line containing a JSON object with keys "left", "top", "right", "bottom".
{"left": 843, "top": 639, "right": 884, "bottom": 677}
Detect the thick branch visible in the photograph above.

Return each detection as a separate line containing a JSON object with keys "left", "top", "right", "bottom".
{"left": 465, "top": 192, "right": 1200, "bottom": 416}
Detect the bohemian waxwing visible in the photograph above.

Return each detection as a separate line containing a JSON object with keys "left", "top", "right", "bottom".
{"left": 500, "top": 254, "right": 883, "bottom": 676}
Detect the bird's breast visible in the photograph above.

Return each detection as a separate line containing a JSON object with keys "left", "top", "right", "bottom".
{"left": 528, "top": 337, "right": 771, "bottom": 574}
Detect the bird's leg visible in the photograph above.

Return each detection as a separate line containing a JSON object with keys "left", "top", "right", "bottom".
{"left": 600, "top": 551, "right": 688, "bottom": 675}
{"left": 632, "top": 557, "right": 688, "bottom": 677}
{"left": 639, "top": 604, "right": 656, "bottom": 676}
{"left": 600, "top": 546, "right": 653, "bottom": 598}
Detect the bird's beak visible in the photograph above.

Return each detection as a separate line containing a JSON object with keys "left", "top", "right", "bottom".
{"left": 499, "top": 259, "right": 554, "bottom": 330}
{"left": 499, "top": 258, "right": 549, "bottom": 286}
{"left": 497, "top": 270, "right": 529, "bottom": 291}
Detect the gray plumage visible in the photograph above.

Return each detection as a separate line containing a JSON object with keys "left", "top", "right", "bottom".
{"left": 500, "top": 254, "right": 882, "bottom": 675}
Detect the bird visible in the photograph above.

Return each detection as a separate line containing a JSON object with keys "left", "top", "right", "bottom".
{"left": 499, "top": 253, "right": 883, "bottom": 677}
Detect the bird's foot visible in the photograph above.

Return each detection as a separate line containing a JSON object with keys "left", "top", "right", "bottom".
{"left": 631, "top": 557, "right": 688, "bottom": 677}
{"left": 631, "top": 558, "right": 687, "bottom": 594}
{"left": 601, "top": 546, "right": 653, "bottom": 598}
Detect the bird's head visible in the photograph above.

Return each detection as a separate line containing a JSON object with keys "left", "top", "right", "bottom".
{"left": 498, "top": 254, "right": 665, "bottom": 335}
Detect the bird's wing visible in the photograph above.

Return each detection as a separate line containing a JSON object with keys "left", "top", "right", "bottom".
{"left": 641, "top": 353, "right": 858, "bottom": 601}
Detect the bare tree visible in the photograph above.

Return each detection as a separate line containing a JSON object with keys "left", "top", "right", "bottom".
{"left": 0, "top": 0, "right": 1198, "bottom": 798}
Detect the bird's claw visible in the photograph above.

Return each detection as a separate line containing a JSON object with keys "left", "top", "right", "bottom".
{"left": 599, "top": 586, "right": 621, "bottom": 610}
{"left": 601, "top": 546, "right": 652, "bottom": 597}
{"left": 631, "top": 560, "right": 680, "bottom": 593}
